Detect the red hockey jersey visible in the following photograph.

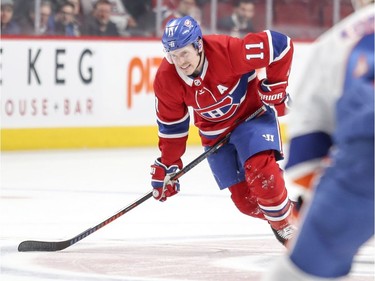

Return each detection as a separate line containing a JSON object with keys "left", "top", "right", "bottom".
{"left": 153, "top": 30, "right": 293, "bottom": 167}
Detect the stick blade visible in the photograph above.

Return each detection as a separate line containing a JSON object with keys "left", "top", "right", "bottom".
{"left": 18, "top": 240, "right": 69, "bottom": 252}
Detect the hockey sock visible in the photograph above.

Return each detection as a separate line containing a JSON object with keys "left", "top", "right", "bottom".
{"left": 229, "top": 181, "right": 265, "bottom": 219}
{"left": 244, "top": 150, "right": 292, "bottom": 229}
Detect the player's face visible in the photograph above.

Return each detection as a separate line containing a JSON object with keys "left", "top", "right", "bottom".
{"left": 169, "top": 44, "right": 201, "bottom": 76}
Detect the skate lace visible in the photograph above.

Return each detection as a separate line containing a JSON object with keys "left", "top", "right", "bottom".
{"left": 276, "top": 225, "right": 296, "bottom": 240}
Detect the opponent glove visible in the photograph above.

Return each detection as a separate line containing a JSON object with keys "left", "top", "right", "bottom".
{"left": 258, "top": 79, "right": 288, "bottom": 105}
{"left": 150, "top": 158, "right": 180, "bottom": 202}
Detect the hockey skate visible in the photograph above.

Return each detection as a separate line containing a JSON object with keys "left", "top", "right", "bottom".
{"left": 269, "top": 201, "right": 298, "bottom": 246}
{"left": 270, "top": 223, "right": 297, "bottom": 245}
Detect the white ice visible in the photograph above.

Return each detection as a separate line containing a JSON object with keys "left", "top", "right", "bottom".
{"left": 1, "top": 147, "right": 374, "bottom": 281}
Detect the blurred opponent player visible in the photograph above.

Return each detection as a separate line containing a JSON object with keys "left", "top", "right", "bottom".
{"left": 263, "top": 0, "right": 374, "bottom": 280}
{"left": 149, "top": 15, "right": 296, "bottom": 244}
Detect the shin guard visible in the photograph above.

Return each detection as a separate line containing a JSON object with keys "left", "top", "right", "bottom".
{"left": 244, "top": 150, "right": 292, "bottom": 229}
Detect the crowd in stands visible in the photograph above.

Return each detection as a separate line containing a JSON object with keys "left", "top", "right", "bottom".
{"left": 1, "top": 0, "right": 353, "bottom": 39}
{"left": 1, "top": 0, "right": 259, "bottom": 37}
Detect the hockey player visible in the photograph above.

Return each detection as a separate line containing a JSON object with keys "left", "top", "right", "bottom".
{"left": 262, "top": 1, "right": 374, "bottom": 280}
{"left": 150, "top": 15, "right": 296, "bottom": 245}
{"left": 284, "top": 0, "right": 375, "bottom": 208}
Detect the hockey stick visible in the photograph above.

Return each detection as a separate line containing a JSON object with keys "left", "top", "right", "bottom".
{"left": 18, "top": 106, "right": 266, "bottom": 252}
{"left": 18, "top": 192, "right": 153, "bottom": 252}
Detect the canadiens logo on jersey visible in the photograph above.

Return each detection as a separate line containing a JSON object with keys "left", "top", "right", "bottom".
{"left": 192, "top": 73, "right": 252, "bottom": 122}
{"left": 193, "top": 86, "right": 244, "bottom": 122}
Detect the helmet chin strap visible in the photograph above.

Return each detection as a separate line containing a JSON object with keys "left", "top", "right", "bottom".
{"left": 191, "top": 50, "right": 204, "bottom": 77}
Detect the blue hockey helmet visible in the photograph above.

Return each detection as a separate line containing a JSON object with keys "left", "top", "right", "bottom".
{"left": 162, "top": 16, "right": 202, "bottom": 52}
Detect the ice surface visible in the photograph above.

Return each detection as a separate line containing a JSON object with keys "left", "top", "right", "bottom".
{"left": 1, "top": 147, "right": 373, "bottom": 280}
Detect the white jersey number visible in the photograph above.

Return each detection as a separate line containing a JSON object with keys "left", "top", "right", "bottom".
{"left": 245, "top": 42, "right": 264, "bottom": 60}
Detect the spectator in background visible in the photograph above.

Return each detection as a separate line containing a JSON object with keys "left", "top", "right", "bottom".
{"left": 81, "top": 0, "right": 136, "bottom": 36}
{"left": 218, "top": 0, "right": 255, "bottom": 37}
{"left": 82, "top": 0, "right": 119, "bottom": 36}
{"left": 126, "top": 0, "right": 175, "bottom": 37}
{"left": 176, "top": 0, "right": 202, "bottom": 22}
{"left": 67, "top": 0, "right": 85, "bottom": 27}
{"left": 48, "top": 1, "right": 80, "bottom": 36}
{"left": 164, "top": 0, "right": 202, "bottom": 25}
{"left": 1, "top": 0, "right": 20, "bottom": 35}
{"left": 132, "top": 0, "right": 202, "bottom": 37}
{"left": 19, "top": 0, "right": 52, "bottom": 35}
{"left": 122, "top": 0, "right": 150, "bottom": 23}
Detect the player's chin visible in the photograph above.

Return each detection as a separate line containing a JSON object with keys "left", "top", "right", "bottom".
{"left": 180, "top": 65, "right": 194, "bottom": 75}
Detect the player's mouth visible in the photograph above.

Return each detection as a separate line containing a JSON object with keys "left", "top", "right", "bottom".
{"left": 181, "top": 64, "right": 191, "bottom": 70}
{"left": 180, "top": 64, "right": 194, "bottom": 75}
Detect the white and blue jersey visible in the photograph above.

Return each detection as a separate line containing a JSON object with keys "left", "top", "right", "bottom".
{"left": 262, "top": 4, "right": 374, "bottom": 281}
{"left": 285, "top": 5, "right": 375, "bottom": 188}
{"left": 290, "top": 30, "right": 374, "bottom": 278}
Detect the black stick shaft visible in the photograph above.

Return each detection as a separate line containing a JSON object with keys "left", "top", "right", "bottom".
{"left": 18, "top": 192, "right": 153, "bottom": 252}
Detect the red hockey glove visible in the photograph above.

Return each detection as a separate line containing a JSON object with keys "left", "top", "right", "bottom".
{"left": 258, "top": 79, "right": 288, "bottom": 105}
{"left": 150, "top": 158, "right": 180, "bottom": 202}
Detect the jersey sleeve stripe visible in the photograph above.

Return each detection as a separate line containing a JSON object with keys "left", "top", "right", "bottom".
{"left": 265, "top": 30, "right": 274, "bottom": 65}
{"left": 156, "top": 112, "right": 190, "bottom": 125}
{"left": 158, "top": 131, "right": 189, "bottom": 138}
{"left": 274, "top": 37, "right": 292, "bottom": 62}
{"left": 268, "top": 30, "right": 291, "bottom": 62}
{"left": 157, "top": 114, "right": 190, "bottom": 138}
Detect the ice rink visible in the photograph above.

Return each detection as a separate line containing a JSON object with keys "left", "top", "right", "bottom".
{"left": 1, "top": 147, "right": 374, "bottom": 281}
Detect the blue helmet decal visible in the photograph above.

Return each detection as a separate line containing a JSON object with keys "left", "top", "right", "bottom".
{"left": 162, "top": 16, "right": 202, "bottom": 52}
